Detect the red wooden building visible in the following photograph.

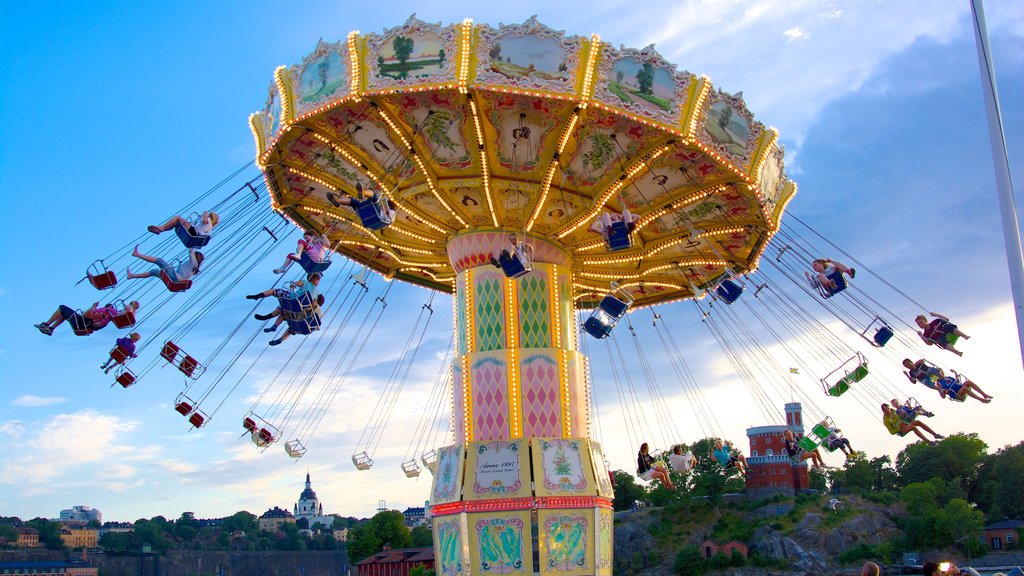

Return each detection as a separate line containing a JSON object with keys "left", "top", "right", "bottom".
{"left": 356, "top": 547, "right": 434, "bottom": 576}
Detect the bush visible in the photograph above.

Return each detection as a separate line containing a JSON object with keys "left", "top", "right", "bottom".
{"left": 673, "top": 545, "right": 706, "bottom": 576}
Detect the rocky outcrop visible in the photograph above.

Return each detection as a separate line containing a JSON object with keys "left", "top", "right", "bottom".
{"left": 752, "top": 523, "right": 829, "bottom": 573}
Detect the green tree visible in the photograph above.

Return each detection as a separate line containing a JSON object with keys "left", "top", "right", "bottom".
{"left": 0, "top": 525, "right": 18, "bottom": 543}
{"left": 896, "top": 433, "right": 987, "bottom": 490}
{"left": 437, "top": 49, "right": 446, "bottom": 65}
{"left": 133, "top": 518, "right": 173, "bottom": 551}
{"left": 934, "top": 498, "right": 985, "bottom": 554}
{"left": 222, "top": 511, "right": 258, "bottom": 534}
{"left": 370, "top": 510, "right": 411, "bottom": 549}
{"left": 636, "top": 62, "right": 655, "bottom": 94}
{"left": 26, "top": 518, "right": 63, "bottom": 550}
{"left": 410, "top": 525, "right": 433, "bottom": 547}
{"left": 393, "top": 36, "right": 415, "bottom": 65}
{"left": 348, "top": 524, "right": 381, "bottom": 563}
{"left": 409, "top": 566, "right": 435, "bottom": 576}
{"left": 175, "top": 512, "right": 199, "bottom": 541}
{"left": 808, "top": 468, "right": 828, "bottom": 491}
{"left": 99, "top": 531, "right": 135, "bottom": 552}
{"left": 870, "top": 455, "right": 899, "bottom": 492}
{"left": 842, "top": 452, "right": 875, "bottom": 492}
{"left": 673, "top": 545, "right": 706, "bottom": 575}
{"left": 610, "top": 470, "right": 647, "bottom": 511}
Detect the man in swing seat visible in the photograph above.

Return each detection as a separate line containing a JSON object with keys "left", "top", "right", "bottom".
{"left": 915, "top": 311, "right": 970, "bottom": 356}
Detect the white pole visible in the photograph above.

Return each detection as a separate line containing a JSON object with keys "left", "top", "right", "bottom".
{"left": 970, "top": 0, "right": 1024, "bottom": 369}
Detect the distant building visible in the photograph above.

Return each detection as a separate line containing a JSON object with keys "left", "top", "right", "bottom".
{"left": 0, "top": 562, "right": 97, "bottom": 576}
{"left": 293, "top": 472, "right": 335, "bottom": 532}
{"left": 356, "top": 547, "right": 434, "bottom": 576}
{"left": 59, "top": 507, "right": 101, "bottom": 525}
{"left": 258, "top": 507, "right": 296, "bottom": 533}
{"left": 14, "top": 527, "right": 41, "bottom": 548}
{"left": 983, "top": 518, "right": 1023, "bottom": 550}
{"left": 402, "top": 507, "right": 425, "bottom": 527}
{"left": 60, "top": 526, "right": 98, "bottom": 549}
{"left": 98, "top": 522, "right": 133, "bottom": 537}
{"left": 745, "top": 402, "right": 811, "bottom": 495}
{"left": 197, "top": 518, "right": 224, "bottom": 528}
{"left": 700, "top": 539, "right": 749, "bottom": 559}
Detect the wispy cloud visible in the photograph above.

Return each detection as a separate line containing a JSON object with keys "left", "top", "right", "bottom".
{"left": 12, "top": 395, "right": 67, "bottom": 407}
{"left": 783, "top": 26, "right": 810, "bottom": 42}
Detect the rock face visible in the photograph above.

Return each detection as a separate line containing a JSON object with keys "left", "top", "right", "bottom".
{"left": 752, "top": 523, "right": 829, "bottom": 573}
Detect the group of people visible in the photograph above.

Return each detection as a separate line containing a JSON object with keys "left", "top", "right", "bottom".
{"left": 902, "top": 359, "right": 993, "bottom": 403}
{"left": 635, "top": 439, "right": 749, "bottom": 489}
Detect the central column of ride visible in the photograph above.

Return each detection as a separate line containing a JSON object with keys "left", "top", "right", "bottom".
{"left": 428, "top": 230, "right": 615, "bottom": 576}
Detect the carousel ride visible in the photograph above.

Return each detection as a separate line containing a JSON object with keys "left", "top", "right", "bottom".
{"left": 249, "top": 15, "right": 794, "bottom": 576}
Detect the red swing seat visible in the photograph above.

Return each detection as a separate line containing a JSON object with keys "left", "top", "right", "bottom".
{"left": 86, "top": 260, "right": 118, "bottom": 290}
{"left": 109, "top": 345, "right": 132, "bottom": 365}
{"left": 243, "top": 417, "right": 258, "bottom": 433}
{"left": 161, "top": 341, "right": 180, "bottom": 362}
{"left": 179, "top": 355, "right": 200, "bottom": 378}
{"left": 111, "top": 308, "right": 136, "bottom": 329}
{"left": 115, "top": 368, "right": 136, "bottom": 388}
{"left": 188, "top": 412, "right": 206, "bottom": 428}
{"left": 258, "top": 428, "right": 275, "bottom": 445}
{"left": 174, "top": 401, "right": 193, "bottom": 416}
{"left": 160, "top": 270, "right": 192, "bottom": 293}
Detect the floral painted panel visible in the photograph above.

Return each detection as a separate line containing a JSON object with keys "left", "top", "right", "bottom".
{"left": 435, "top": 516, "right": 466, "bottom": 576}
{"left": 431, "top": 444, "right": 464, "bottom": 504}
{"left": 539, "top": 439, "right": 587, "bottom": 494}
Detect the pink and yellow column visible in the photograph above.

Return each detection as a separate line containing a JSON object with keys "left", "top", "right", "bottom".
{"left": 429, "top": 231, "right": 614, "bottom": 576}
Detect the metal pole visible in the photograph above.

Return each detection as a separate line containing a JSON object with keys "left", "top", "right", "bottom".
{"left": 970, "top": 0, "right": 1024, "bottom": 369}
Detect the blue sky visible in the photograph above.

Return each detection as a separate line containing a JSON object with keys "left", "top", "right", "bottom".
{"left": 1, "top": 1, "right": 1023, "bottom": 523}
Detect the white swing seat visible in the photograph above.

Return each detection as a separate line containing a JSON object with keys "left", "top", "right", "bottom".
{"left": 401, "top": 459, "right": 422, "bottom": 478}
{"left": 352, "top": 451, "right": 374, "bottom": 470}
{"left": 284, "top": 439, "right": 306, "bottom": 459}
{"left": 420, "top": 450, "right": 439, "bottom": 474}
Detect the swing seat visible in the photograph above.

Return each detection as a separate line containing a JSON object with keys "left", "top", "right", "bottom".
{"left": 355, "top": 196, "right": 394, "bottom": 231}
{"left": 188, "top": 411, "right": 207, "bottom": 428}
{"left": 352, "top": 451, "right": 374, "bottom": 470}
{"left": 798, "top": 436, "right": 819, "bottom": 452}
{"left": 111, "top": 308, "right": 136, "bottom": 329}
{"left": 813, "top": 269, "right": 847, "bottom": 298}
{"left": 583, "top": 311, "right": 615, "bottom": 339}
{"left": 251, "top": 430, "right": 269, "bottom": 447}
{"left": 402, "top": 459, "right": 422, "bottom": 478}
{"left": 115, "top": 368, "right": 136, "bottom": 388}
{"left": 160, "top": 270, "right": 192, "bottom": 292}
{"left": 178, "top": 355, "right": 200, "bottom": 378}
{"left": 420, "top": 450, "right": 438, "bottom": 474}
{"left": 279, "top": 290, "right": 315, "bottom": 321}
{"left": 298, "top": 251, "right": 331, "bottom": 274}
{"left": 87, "top": 263, "right": 118, "bottom": 291}
{"left": 714, "top": 279, "right": 744, "bottom": 304}
{"left": 69, "top": 312, "right": 91, "bottom": 336}
{"left": 243, "top": 417, "right": 258, "bottom": 433}
{"left": 499, "top": 251, "right": 531, "bottom": 279}
{"left": 258, "top": 428, "right": 275, "bottom": 445}
{"left": 174, "top": 401, "right": 193, "bottom": 416}
{"left": 109, "top": 345, "right": 132, "bottom": 365}
{"left": 827, "top": 380, "right": 851, "bottom": 397}
{"left": 583, "top": 286, "right": 633, "bottom": 339}
{"left": 811, "top": 422, "right": 832, "bottom": 440}
{"left": 873, "top": 326, "right": 894, "bottom": 347}
{"left": 285, "top": 440, "right": 306, "bottom": 459}
{"left": 285, "top": 312, "right": 321, "bottom": 336}
{"left": 161, "top": 341, "right": 180, "bottom": 362}
{"left": 174, "top": 221, "right": 211, "bottom": 249}
{"left": 605, "top": 221, "right": 632, "bottom": 252}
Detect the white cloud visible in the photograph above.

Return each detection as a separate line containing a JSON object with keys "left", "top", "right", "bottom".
{"left": 783, "top": 26, "right": 810, "bottom": 42}
{"left": 12, "top": 395, "right": 67, "bottom": 407}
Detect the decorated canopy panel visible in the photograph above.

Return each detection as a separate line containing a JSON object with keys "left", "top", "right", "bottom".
{"left": 251, "top": 15, "right": 796, "bottom": 309}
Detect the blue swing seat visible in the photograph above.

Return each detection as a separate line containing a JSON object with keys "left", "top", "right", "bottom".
{"left": 355, "top": 196, "right": 394, "bottom": 231}
{"left": 278, "top": 288, "right": 319, "bottom": 336}
{"left": 873, "top": 326, "right": 894, "bottom": 347}
{"left": 298, "top": 251, "right": 331, "bottom": 274}
{"left": 286, "top": 311, "right": 322, "bottom": 336}
{"left": 582, "top": 291, "right": 632, "bottom": 339}
{"left": 814, "top": 269, "right": 847, "bottom": 298}
{"left": 606, "top": 221, "right": 632, "bottom": 252}
{"left": 174, "top": 221, "right": 211, "bottom": 249}
{"left": 714, "top": 279, "right": 744, "bottom": 304}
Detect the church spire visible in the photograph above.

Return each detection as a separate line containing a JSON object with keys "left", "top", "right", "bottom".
{"left": 305, "top": 468, "right": 311, "bottom": 489}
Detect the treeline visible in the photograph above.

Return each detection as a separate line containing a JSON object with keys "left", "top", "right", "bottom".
{"left": 0, "top": 511, "right": 362, "bottom": 553}
{"left": 346, "top": 511, "right": 433, "bottom": 563}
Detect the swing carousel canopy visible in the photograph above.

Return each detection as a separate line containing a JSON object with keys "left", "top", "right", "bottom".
{"left": 251, "top": 15, "right": 796, "bottom": 309}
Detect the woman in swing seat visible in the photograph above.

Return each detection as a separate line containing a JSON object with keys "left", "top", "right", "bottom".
{"left": 126, "top": 246, "right": 203, "bottom": 284}
{"left": 636, "top": 443, "right": 675, "bottom": 489}
{"left": 783, "top": 429, "right": 827, "bottom": 469}
{"left": 273, "top": 225, "right": 332, "bottom": 274}
{"left": 713, "top": 439, "right": 750, "bottom": 477}
{"left": 881, "top": 404, "right": 944, "bottom": 445}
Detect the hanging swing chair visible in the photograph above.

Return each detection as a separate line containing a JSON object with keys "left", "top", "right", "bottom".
{"left": 114, "top": 366, "right": 136, "bottom": 388}
{"left": 284, "top": 439, "right": 307, "bottom": 459}
{"left": 352, "top": 451, "right": 374, "bottom": 471}
{"left": 860, "top": 316, "right": 894, "bottom": 347}
{"left": 496, "top": 239, "right": 534, "bottom": 279}
{"left": 401, "top": 459, "right": 422, "bottom": 478}
{"left": 809, "top": 269, "right": 848, "bottom": 299}
{"left": 160, "top": 341, "right": 204, "bottom": 379}
{"left": 110, "top": 300, "right": 137, "bottom": 329}
{"left": 174, "top": 213, "right": 212, "bottom": 249}
{"left": 583, "top": 282, "right": 634, "bottom": 339}
{"left": 297, "top": 250, "right": 331, "bottom": 274}
{"left": 353, "top": 185, "right": 396, "bottom": 231}
{"left": 84, "top": 260, "right": 118, "bottom": 291}
{"left": 420, "top": 450, "right": 439, "bottom": 474}
{"left": 820, "top": 352, "right": 869, "bottom": 397}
